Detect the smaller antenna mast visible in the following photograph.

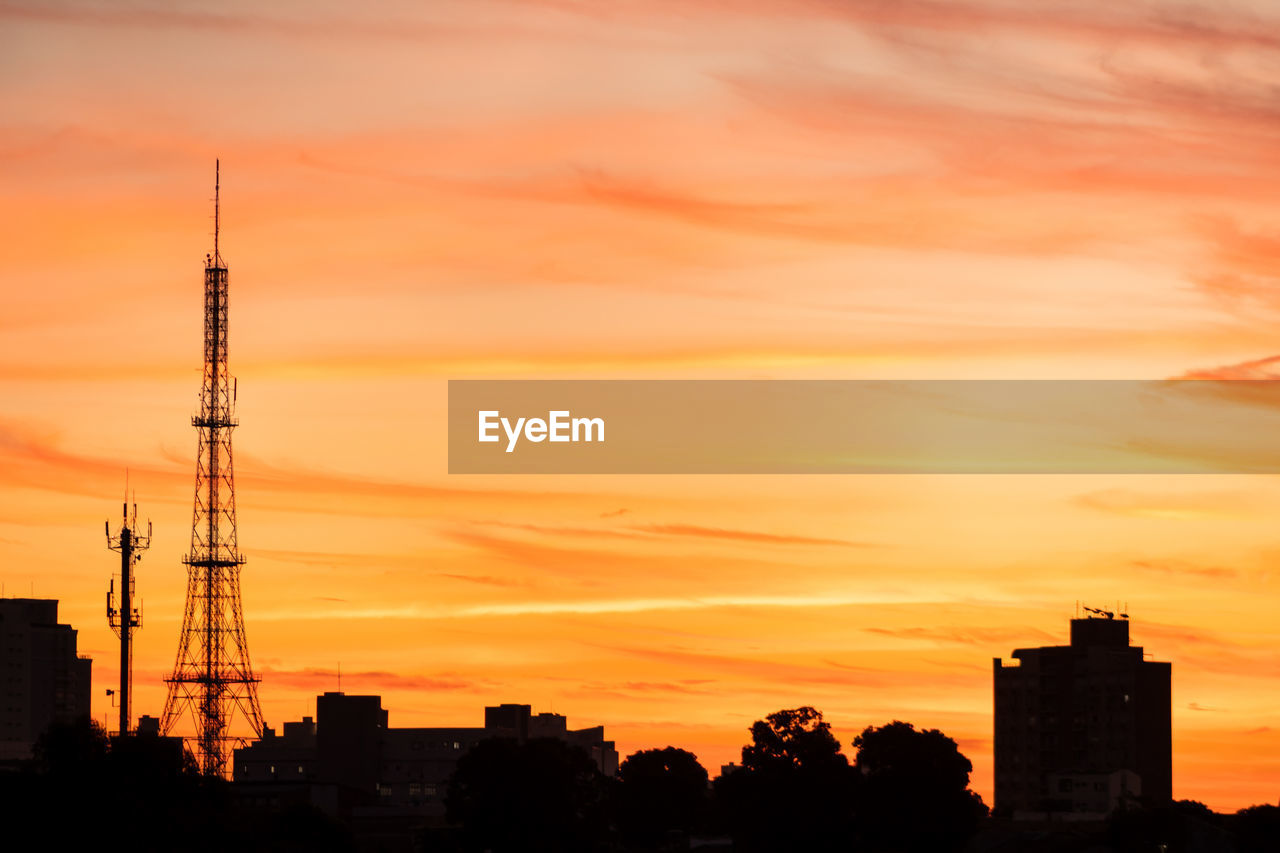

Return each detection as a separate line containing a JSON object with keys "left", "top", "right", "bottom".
{"left": 107, "top": 491, "right": 150, "bottom": 736}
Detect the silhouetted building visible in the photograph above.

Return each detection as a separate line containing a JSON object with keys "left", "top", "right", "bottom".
{"left": 317, "top": 692, "right": 386, "bottom": 792}
{"left": 135, "top": 714, "right": 163, "bottom": 736}
{"left": 234, "top": 693, "right": 618, "bottom": 829}
{"left": 485, "top": 702, "right": 530, "bottom": 740}
{"left": 0, "top": 598, "right": 93, "bottom": 761}
{"left": 993, "top": 614, "right": 1171, "bottom": 818}
{"left": 485, "top": 703, "right": 620, "bottom": 776}
{"left": 1047, "top": 769, "right": 1141, "bottom": 817}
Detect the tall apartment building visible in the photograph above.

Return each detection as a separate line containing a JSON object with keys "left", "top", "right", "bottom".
{"left": 0, "top": 598, "right": 93, "bottom": 760}
{"left": 993, "top": 613, "right": 1171, "bottom": 817}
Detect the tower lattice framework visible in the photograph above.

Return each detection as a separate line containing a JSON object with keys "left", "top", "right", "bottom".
{"left": 161, "top": 161, "right": 265, "bottom": 776}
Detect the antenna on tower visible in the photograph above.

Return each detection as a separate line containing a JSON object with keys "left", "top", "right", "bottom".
{"left": 214, "top": 159, "right": 220, "bottom": 264}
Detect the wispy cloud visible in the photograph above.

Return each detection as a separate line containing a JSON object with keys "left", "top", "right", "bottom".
{"left": 1073, "top": 487, "right": 1260, "bottom": 520}
{"left": 864, "top": 625, "right": 1058, "bottom": 647}
{"left": 598, "top": 642, "right": 982, "bottom": 690}
{"left": 472, "top": 519, "right": 875, "bottom": 547}
{"left": 435, "top": 572, "right": 526, "bottom": 589}
{"left": 1130, "top": 559, "right": 1239, "bottom": 582}
{"left": 251, "top": 591, "right": 947, "bottom": 622}
{"left": 1179, "top": 354, "right": 1280, "bottom": 380}
{"left": 1189, "top": 702, "right": 1226, "bottom": 713}
{"left": 258, "top": 666, "right": 473, "bottom": 692}
{"left": 629, "top": 523, "right": 874, "bottom": 547}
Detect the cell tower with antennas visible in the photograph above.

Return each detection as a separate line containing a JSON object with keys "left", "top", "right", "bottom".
{"left": 106, "top": 490, "right": 149, "bottom": 737}
{"left": 160, "top": 161, "right": 265, "bottom": 776}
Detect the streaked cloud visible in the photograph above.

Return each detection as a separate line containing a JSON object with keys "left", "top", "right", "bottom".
{"left": 252, "top": 591, "right": 947, "bottom": 622}
{"left": 628, "top": 522, "right": 874, "bottom": 547}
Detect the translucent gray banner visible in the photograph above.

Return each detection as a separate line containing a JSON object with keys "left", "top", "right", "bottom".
{"left": 447, "top": 380, "right": 1280, "bottom": 474}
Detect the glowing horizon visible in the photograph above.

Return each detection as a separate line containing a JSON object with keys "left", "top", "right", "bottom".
{"left": 6, "top": 0, "right": 1280, "bottom": 810}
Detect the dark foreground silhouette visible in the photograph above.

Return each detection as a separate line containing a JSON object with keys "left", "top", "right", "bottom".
{"left": 3, "top": 711, "right": 1274, "bottom": 853}
{"left": 0, "top": 719, "right": 354, "bottom": 853}
{"left": 713, "top": 708, "right": 987, "bottom": 853}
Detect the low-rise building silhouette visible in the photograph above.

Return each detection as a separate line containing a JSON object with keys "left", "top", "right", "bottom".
{"left": 233, "top": 692, "right": 618, "bottom": 829}
{"left": 993, "top": 612, "right": 1171, "bottom": 819}
{"left": 0, "top": 598, "right": 93, "bottom": 761}
{"left": 487, "top": 702, "right": 620, "bottom": 777}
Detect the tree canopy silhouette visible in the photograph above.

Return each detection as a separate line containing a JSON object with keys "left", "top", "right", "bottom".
{"left": 1109, "top": 799, "right": 1232, "bottom": 853}
{"left": 715, "top": 706, "right": 855, "bottom": 853}
{"left": 1, "top": 718, "right": 353, "bottom": 853}
{"left": 741, "top": 706, "right": 849, "bottom": 775}
{"left": 445, "top": 736, "right": 610, "bottom": 853}
{"left": 851, "top": 720, "right": 987, "bottom": 852}
{"left": 1231, "top": 804, "right": 1280, "bottom": 853}
{"left": 615, "top": 746, "right": 709, "bottom": 849}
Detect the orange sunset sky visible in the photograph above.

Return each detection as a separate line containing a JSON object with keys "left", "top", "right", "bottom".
{"left": 5, "top": 0, "right": 1280, "bottom": 810}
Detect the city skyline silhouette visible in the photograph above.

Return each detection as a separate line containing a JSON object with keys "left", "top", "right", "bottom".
{"left": 5, "top": 0, "right": 1280, "bottom": 818}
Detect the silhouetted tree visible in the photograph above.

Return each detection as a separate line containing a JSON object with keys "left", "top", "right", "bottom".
{"left": 0, "top": 718, "right": 354, "bottom": 853}
{"left": 6, "top": 719, "right": 215, "bottom": 850}
{"left": 715, "top": 706, "right": 855, "bottom": 853}
{"left": 741, "top": 706, "right": 849, "bottom": 776}
{"left": 851, "top": 720, "right": 987, "bottom": 852}
{"left": 1109, "top": 800, "right": 1231, "bottom": 853}
{"left": 615, "top": 747, "right": 709, "bottom": 849}
{"left": 244, "top": 804, "right": 358, "bottom": 853}
{"left": 1172, "top": 799, "right": 1219, "bottom": 824}
{"left": 33, "top": 715, "right": 109, "bottom": 775}
{"left": 445, "top": 737, "right": 611, "bottom": 853}
{"left": 1232, "top": 804, "right": 1280, "bottom": 853}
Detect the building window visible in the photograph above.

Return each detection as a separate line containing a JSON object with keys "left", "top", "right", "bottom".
{"left": 376, "top": 783, "right": 392, "bottom": 799}
{"left": 409, "top": 783, "right": 422, "bottom": 796}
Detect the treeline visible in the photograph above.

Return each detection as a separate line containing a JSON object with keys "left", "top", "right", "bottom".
{"left": 1108, "top": 801, "right": 1280, "bottom": 853}
{"left": 0, "top": 719, "right": 353, "bottom": 853}
{"left": 434, "top": 706, "right": 987, "bottom": 852}
{"left": 6, "top": 709, "right": 1277, "bottom": 852}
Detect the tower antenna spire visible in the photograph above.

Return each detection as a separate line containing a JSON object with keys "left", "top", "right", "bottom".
{"left": 214, "top": 159, "right": 220, "bottom": 264}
